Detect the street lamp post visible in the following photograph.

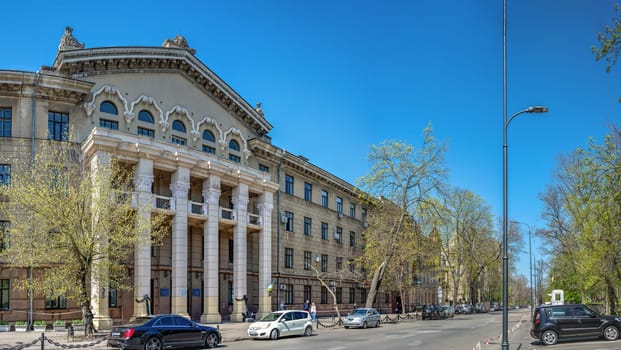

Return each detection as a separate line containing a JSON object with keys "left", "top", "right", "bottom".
{"left": 502, "top": 106, "right": 547, "bottom": 350}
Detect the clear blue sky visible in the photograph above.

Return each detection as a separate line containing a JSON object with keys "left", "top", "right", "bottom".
{"left": 3, "top": 0, "right": 619, "bottom": 281}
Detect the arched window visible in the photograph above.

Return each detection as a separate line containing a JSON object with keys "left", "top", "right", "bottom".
{"left": 202, "top": 130, "right": 215, "bottom": 142}
{"left": 229, "top": 139, "right": 240, "bottom": 151}
{"left": 138, "top": 110, "right": 154, "bottom": 123}
{"left": 100, "top": 101, "right": 118, "bottom": 115}
{"left": 172, "top": 120, "right": 186, "bottom": 133}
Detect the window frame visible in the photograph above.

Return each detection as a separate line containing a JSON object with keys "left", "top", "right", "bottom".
{"left": 285, "top": 174, "right": 294, "bottom": 195}
{"left": 0, "top": 164, "right": 10, "bottom": 187}
{"left": 99, "top": 101, "right": 118, "bottom": 115}
{"left": 0, "top": 107, "right": 11, "bottom": 137}
{"left": 285, "top": 248, "right": 294, "bottom": 269}
{"left": 48, "top": 111, "right": 69, "bottom": 141}
{"left": 321, "top": 190, "right": 328, "bottom": 208}
{"left": 303, "top": 217, "right": 312, "bottom": 236}
{"left": 304, "top": 182, "right": 312, "bottom": 202}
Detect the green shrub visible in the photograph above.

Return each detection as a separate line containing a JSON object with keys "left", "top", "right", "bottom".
{"left": 53, "top": 320, "right": 65, "bottom": 326}
{"left": 34, "top": 320, "right": 47, "bottom": 326}
{"left": 71, "top": 319, "right": 84, "bottom": 325}
{"left": 0, "top": 320, "right": 8, "bottom": 325}
{"left": 14, "top": 321, "right": 27, "bottom": 326}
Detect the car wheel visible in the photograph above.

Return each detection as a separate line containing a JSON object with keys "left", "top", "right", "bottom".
{"left": 344, "top": 326, "right": 349, "bottom": 329}
{"left": 144, "top": 336, "right": 162, "bottom": 350}
{"left": 270, "top": 329, "right": 279, "bottom": 340}
{"left": 541, "top": 330, "right": 558, "bottom": 345}
{"left": 604, "top": 325, "right": 620, "bottom": 341}
{"left": 204, "top": 332, "right": 219, "bottom": 348}
{"left": 304, "top": 326, "right": 312, "bottom": 336}
{"left": 375, "top": 320, "right": 380, "bottom": 328}
{"left": 362, "top": 321, "right": 367, "bottom": 329}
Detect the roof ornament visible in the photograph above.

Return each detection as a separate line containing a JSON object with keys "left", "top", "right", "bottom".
{"left": 162, "top": 35, "right": 196, "bottom": 55}
{"left": 58, "top": 26, "right": 85, "bottom": 51}
{"left": 255, "top": 102, "right": 264, "bottom": 116}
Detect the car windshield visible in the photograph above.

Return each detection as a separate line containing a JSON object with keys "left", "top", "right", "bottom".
{"left": 350, "top": 309, "right": 367, "bottom": 315}
{"left": 259, "top": 312, "right": 283, "bottom": 322}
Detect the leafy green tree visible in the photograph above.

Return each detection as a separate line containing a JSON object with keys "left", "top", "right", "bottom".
{"left": 0, "top": 141, "right": 168, "bottom": 331}
{"left": 356, "top": 125, "right": 447, "bottom": 308}
{"left": 540, "top": 134, "right": 621, "bottom": 312}
{"left": 593, "top": 4, "right": 621, "bottom": 73}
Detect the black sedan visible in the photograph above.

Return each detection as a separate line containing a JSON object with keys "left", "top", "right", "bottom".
{"left": 107, "top": 314, "right": 221, "bottom": 349}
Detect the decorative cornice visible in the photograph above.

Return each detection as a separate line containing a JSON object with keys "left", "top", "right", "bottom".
{"left": 52, "top": 46, "right": 272, "bottom": 137}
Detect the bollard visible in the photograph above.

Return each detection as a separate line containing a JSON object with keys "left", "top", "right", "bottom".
{"left": 67, "top": 323, "right": 74, "bottom": 340}
{"left": 39, "top": 332, "right": 45, "bottom": 350}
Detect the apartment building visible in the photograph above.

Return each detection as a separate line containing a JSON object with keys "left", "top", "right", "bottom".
{"left": 0, "top": 28, "right": 402, "bottom": 328}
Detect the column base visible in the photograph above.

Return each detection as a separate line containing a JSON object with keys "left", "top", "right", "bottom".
{"left": 93, "top": 316, "right": 113, "bottom": 331}
{"left": 200, "top": 313, "right": 222, "bottom": 324}
{"left": 230, "top": 299, "right": 245, "bottom": 322}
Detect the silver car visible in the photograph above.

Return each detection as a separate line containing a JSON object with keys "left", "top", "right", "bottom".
{"left": 247, "top": 310, "right": 313, "bottom": 340}
{"left": 343, "top": 308, "right": 381, "bottom": 329}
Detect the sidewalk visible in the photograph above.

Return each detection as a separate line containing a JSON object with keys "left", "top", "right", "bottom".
{"left": 0, "top": 317, "right": 340, "bottom": 349}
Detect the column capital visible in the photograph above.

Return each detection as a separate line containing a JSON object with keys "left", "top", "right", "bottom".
{"left": 171, "top": 181, "right": 190, "bottom": 198}
{"left": 257, "top": 203, "right": 273, "bottom": 216}
{"left": 203, "top": 188, "right": 221, "bottom": 205}
{"left": 134, "top": 175, "right": 153, "bottom": 192}
{"left": 232, "top": 196, "right": 249, "bottom": 210}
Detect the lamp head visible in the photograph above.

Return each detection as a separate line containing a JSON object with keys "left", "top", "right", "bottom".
{"left": 527, "top": 106, "right": 548, "bottom": 113}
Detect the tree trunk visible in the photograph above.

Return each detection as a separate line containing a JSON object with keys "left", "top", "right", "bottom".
{"left": 365, "top": 261, "right": 386, "bottom": 308}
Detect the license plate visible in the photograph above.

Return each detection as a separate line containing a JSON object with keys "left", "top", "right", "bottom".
{"left": 112, "top": 332, "right": 121, "bottom": 337}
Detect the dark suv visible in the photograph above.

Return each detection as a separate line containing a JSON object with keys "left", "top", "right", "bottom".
{"left": 530, "top": 303, "right": 621, "bottom": 345}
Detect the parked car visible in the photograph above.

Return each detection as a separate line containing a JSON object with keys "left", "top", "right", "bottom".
{"left": 421, "top": 304, "right": 442, "bottom": 320}
{"left": 107, "top": 314, "right": 221, "bottom": 350}
{"left": 474, "top": 303, "right": 489, "bottom": 313}
{"left": 247, "top": 310, "right": 313, "bottom": 340}
{"left": 442, "top": 306, "right": 455, "bottom": 318}
{"left": 343, "top": 308, "right": 381, "bottom": 329}
{"left": 456, "top": 303, "right": 473, "bottom": 314}
{"left": 530, "top": 303, "right": 621, "bottom": 345}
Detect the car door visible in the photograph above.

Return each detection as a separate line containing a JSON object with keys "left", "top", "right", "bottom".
{"left": 369, "top": 309, "right": 380, "bottom": 326}
{"left": 154, "top": 316, "right": 179, "bottom": 346}
{"left": 546, "top": 306, "right": 578, "bottom": 337}
{"left": 279, "top": 311, "right": 295, "bottom": 337}
{"left": 571, "top": 305, "right": 604, "bottom": 336}
{"left": 172, "top": 315, "right": 202, "bottom": 346}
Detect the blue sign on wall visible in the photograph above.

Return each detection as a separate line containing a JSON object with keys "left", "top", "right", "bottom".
{"left": 160, "top": 288, "right": 170, "bottom": 297}
{"left": 192, "top": 288, "right": 201, "bottom": 297}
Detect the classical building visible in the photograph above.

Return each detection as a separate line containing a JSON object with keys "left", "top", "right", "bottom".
{"left": 0, "top": 28, "right": 418, "bottom": 328}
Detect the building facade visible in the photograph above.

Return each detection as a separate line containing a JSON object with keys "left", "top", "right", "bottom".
{"left": 0, "top": 28, "right": 440, "bottom": 328}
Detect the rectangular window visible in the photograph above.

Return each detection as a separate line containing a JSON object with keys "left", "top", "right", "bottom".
{"left": 321, "top": 254, "right": 328, "bottom": 272}
{"left": 285, "top": 174, "right": 294, "bottom": 195}
{"left": 350, "top": 203, "right": 356, "bottom": 218}
{"left": 259, "top": 164, "right": 269, "bottom": 172}
{"left": 349, "top": 288, "right": 355, "bottom": 304}
{"left": 304, "top": 285, "right": 312, "bottom": 304}
{"left": 202, "top": 145, "right": 215, "bottom": 154}
{"left": 45, "top": 295, "right": 67, "bottom": 309}
{"left": 321, "top": 222, "right": 328, "bottom": 240}
{"left": 336, "top": 196, "right": 343, "bottom": 214}
{"left": 304, "top": 182, "right": 312, "bottom": 202}
{"left": 0, "top": 165, "right": 10, "bottom": 186}
{"left": 0, "top": 221, "right": 9, "bottom": 252}
{"left": 108, "top": 287, "right": 118, "bottom": 308}
{"left": 137, "top": 127, "right": 155, "bottom": 138}
{"left": 0, "top": 279, "right": 8, "bottom": 310}
{"left": 362, "top": 207, "right": 367, "bottom": 222}
{"left": 171, "top": 135, "right": 187, "bottom": 146}
{"left": 349, "top": 259, "right": 355, "bottom": 273}
{"left": 303, "top": 217, "right": 312, "bottom": 236}
{"left": 336, "top": 257, "right": 343, "bottom": 270}
{"left": 0, "top": 107, "right": 11, "bottom": 137}
{"left": 304, "top": 251, "right": 312, "bottom": 270}
{"left": 99, "top": 119, "right": 119, "bottom": 130}
{"left": 321, "top": 190, "right": 328, "bottom": 208}
{"left": 336, "top": 287, "right": 342, "bottom": 304}
{"left": 285, "top": 248, "right": 294, "bottom": 269}
{"left": 285, "top": 285, "right": 294, "bottom": 304}
{"left": 228, "top": 239, "right": 234, "bottom": 263}
{"left": 350, "top": 231, "right": 356, "bottom": 248}
{"left": 228, "top": 154, "right": 240, "bottom": 163}
{"left": 48, "top": 111, "right": 69, "bottom": 141}
{"left": 360, "top": 288, "right": 367, "bottom": 305}
{"left": 284, "top": 211, "right": 294, "bottom": 232}
{"left": 321, "top": 287, "right": 328, "bottom": 304}
{"left": 335, "top": 227, "right": 343, "bottom": 244}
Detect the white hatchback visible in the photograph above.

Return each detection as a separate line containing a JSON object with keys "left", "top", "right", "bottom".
{"left": 247, "top": 310, "right": 313, "bottom": 340}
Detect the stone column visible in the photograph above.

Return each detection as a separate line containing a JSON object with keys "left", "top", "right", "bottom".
{"left": 201, "top": 175, "right": 221, "bottom": 323}
{"left": 89, "top": 151, "right": 113, "bottom": 330}
{"left": 133, "top": 158, "right": 153, "bottom": 317}
{"left": 257, "top": 192, "right": 273, "bottom": 318}
{"left": 230, "top": 183, "right": 248, "bottom": 322}
{"left": 170, "top": 167, "right": 190, "bottom": 316}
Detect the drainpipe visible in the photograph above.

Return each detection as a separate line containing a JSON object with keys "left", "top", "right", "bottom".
{"left": 275, "top": 149, "right": 285, "bottom": 305}
{"left": 29, "top": 70, "right": 40, "bottom": 330}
